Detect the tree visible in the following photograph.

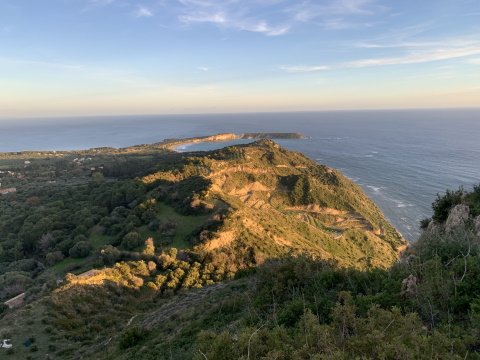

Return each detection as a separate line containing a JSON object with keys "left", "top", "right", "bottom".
{"left": 25, "top": 196, "right": 41, "bottom": 207}
{"left": 92, "top": 172, "right": 105, "bottom": 183}
{"left": 46, "top": 251, "right": 64, "bottom": 266}
{"left": 101, "top": 245, "right": 121, "bottom": 265}
{"left": 142, "top": 238, "right": 155, "bottom": 256}
{"left": 122, "top": 232, "right": 142, "bottom": 250}
{"left": 69, "top": 241, "right": 93, "bottom": 258}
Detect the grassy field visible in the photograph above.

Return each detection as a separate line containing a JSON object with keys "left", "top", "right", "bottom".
{"left": 0, "top": 300, "right": 72, "bottom": 359}
{"left": 51, "top": 257, "right": 87, "bottom": 275}
{"left": 156, "top": 202, "right": 212, "bottom": 249}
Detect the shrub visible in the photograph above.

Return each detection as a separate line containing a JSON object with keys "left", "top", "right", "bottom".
{"left": 69, "top": 241, "right": 93, "bottom": 258}
{"left": 432, "top": 187, "right": 464, "bottom": 222}
{"left": 100, "top": 245, "right": 121, "bottom": 265}
{"left": 46, "top": 251, "right": 65, "bottom": 266}
{"left": 118, "top": 326, "right": 148, "bottom": 349}
{"left": 122, "top": 232, "right": 142, "bottom": 250}
{"left": 0, "top": 303, "right": 8, "bottom": 314}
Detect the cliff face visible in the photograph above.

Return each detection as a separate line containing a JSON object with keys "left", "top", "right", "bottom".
{"left": 143, "top": 139, "right": 406, "bottom": 269}
{"left": 203, "top": 133, "right": 237, "bottom": 141}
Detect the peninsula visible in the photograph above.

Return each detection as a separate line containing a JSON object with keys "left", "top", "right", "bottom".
{"left": 13, "top": 136, "right": 480, "bottom": 359}
{"left": 163, "top": 132, "right": 308, "bottom": 151}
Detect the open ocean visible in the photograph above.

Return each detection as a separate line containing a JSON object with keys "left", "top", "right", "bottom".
{"left": 1, "top": 108, "right": 479, "bottom": 242}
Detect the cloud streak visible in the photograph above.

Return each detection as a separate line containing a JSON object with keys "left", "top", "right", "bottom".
{"left": 288, "top": 0, "right": 380, "bottom": 22}
{"left": 277, "top": 65, "right": 330, "bottom": 72}
{"left": 136, "top": 6, "right": 154, "bottom": 18}
{"left": 466, "top": 58, "right": 480, "bottom": 65}
{"left": 0, "top": 57, "right": 83, "bottom": 70}
{"left": 175, "top": 0, "right": 380, "bottom": 36}
{"left": 346, "top": 46, "right": 480, "bottom": 68}
{"left": 279, "top": 35, "right": 480, "bottom": 72}
{"left": 178, "top": 2, "right": 291, "bottom": 36}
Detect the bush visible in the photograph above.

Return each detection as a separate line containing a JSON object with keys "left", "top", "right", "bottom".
{"left": 69, "top": 241, "right": 93, "bottom": 258}
{"left": 419, "top": 218, "right": 431, "bottom": 230}
{"left": 121, "top": 232, "right": 142, "bottom": 250}
{"left": 118, "top": 326, "right": 148, "bottom": 349}
{"left": 432, "top": 187, "right": 464, "bottom": 222}
{"left": 0, "top": 303, "right": 8, "bottom": 314}
{"left": 46, "top": 251, "right": 65, "bottom": 266}
{"left": 100, "top": 245, "right": 121, "bottom": 265}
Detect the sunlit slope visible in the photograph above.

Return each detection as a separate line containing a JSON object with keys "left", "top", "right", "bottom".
{"left": 142, "top": 139, "right": 406, "bottom": 269}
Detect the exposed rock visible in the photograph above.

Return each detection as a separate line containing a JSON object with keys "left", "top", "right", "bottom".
{"left": 4, "top": 293, "right": 25, "bottom": 309}
{"left": 401, "top": 275, "right": 418, "bottom": 296}
{"left": 204, "top": 133, "right": 237, "bottom": 142}
{"left": 427, "top": 220, "right": 439, "bottom": 232}
{"left": 446, "top": 204, "right": 470, "bottom": 231}
{"left": 474, "top": 216, "right": 480, "bottom": 237}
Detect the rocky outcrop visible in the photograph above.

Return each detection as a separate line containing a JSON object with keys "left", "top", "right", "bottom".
{"left": 474, "top": 215, "right": 480, "bottom": 237}
{"left": 4, "top": 293, "right": 25, "bottom": 309}
{"left": 401, "top": 275, "right": 418, "bottom": 296}
{"left": 204, "top": 133, "right": 237, "bottom": 142}
{"left": 427, "top": 220, "right": 439, "bottom": 232}
{"left": 446, "top": 204, "right": 470, "bottom": 231}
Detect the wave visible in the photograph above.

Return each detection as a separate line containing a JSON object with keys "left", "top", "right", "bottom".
{"left": 366, "top": 185, "right": 384, "bottom": 193}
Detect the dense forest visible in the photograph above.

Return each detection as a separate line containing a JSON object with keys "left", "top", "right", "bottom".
{"left": 0, "top": 138, "right": 478, "bottom": 359}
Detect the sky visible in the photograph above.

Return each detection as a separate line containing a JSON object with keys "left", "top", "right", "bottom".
{"left": 1, "top": 0, "right": 480, "bottom": 118}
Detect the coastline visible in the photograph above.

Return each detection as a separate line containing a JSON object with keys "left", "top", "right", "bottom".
{"left": 165, "top": 132, "right": 308, "bottom": 152}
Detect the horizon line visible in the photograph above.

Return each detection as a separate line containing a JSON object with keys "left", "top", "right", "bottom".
{"left": 1, "top": 106, "right": 480, "bottom": 121}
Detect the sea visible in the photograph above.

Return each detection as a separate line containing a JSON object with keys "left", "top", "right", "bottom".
{"left": 1, "top": 108, "right": 479, "bottom": 242}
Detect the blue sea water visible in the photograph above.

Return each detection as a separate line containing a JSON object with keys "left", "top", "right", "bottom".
{"left": 1, "top": 109, "right": 479, "bottom": 242}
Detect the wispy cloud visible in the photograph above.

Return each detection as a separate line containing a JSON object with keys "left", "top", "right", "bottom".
{"left": 357, "top": 46, "right": 478, "bottom": 68}
{"left": 287, "top": 0, "right": 380, "bottom": 22}
{"left": 136, "top": 6, "right": 154, "bottom": 18}
{"left": 174, "top": 0, "right": 304, "bottom": 36}
{"left": 179, "top": 6, "right": 290, "bottom": 36}
{"left": 277, "top": 65, "right": 330, "bottom": 72}
{"left": 355, "top": 38, "right": 480, "bottom": 49}
{"left": 467, "top": 58, "right": 480, "bottom": 65}
{"left": 83, "top": 0, "right": 383, "bottom": 36}
{"left": 346, "top": 47, "right": 480, "bottom": 68}
{"left": 177, "top": 0, "right": 291, "bottom": 36}
{"left": 198, "top": 66, "right": 211, "bottom": 71}
{"left": 278, "top": 39, "right": 480, "bottom": 72}
{"left": 0, "top": 57, "right": 83, "bottom": 70}
{"left": 179, "top": 12, "right": 226, "bottom": 24}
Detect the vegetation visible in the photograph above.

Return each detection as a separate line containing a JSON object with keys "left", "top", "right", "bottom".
{"left": 4, "top": 136, "right": 477, "bottom": 359}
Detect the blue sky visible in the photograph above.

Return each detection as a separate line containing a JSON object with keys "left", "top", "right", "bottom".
{"left": 1, "top": 0, "right": 480, "bottom": 117}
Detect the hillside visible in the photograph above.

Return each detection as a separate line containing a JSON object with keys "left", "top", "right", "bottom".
{"left": 141, "top": 139, "right": 404, "bottom": 269}
{"left": 0, "top": 138, "right": 407, "bottom": 359}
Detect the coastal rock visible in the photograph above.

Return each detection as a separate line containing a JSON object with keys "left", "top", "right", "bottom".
{"left": 474, "top": 216, "right": 480, "bottom": 237}
{"left": 401, "top": 274, "right": 418, "bottom": 296}
{"left": 427, "top": 220, "right": 439, "bottom": 232}
{"left": 446, "top": 204, "right": 470, "bottom": 231}
{"left": 204, "top": 133, "right": 237, "bottom": 142}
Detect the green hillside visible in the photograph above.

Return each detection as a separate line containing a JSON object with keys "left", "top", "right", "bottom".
{"left": 0, "top": 138, "right": 411, "bottom": 359}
